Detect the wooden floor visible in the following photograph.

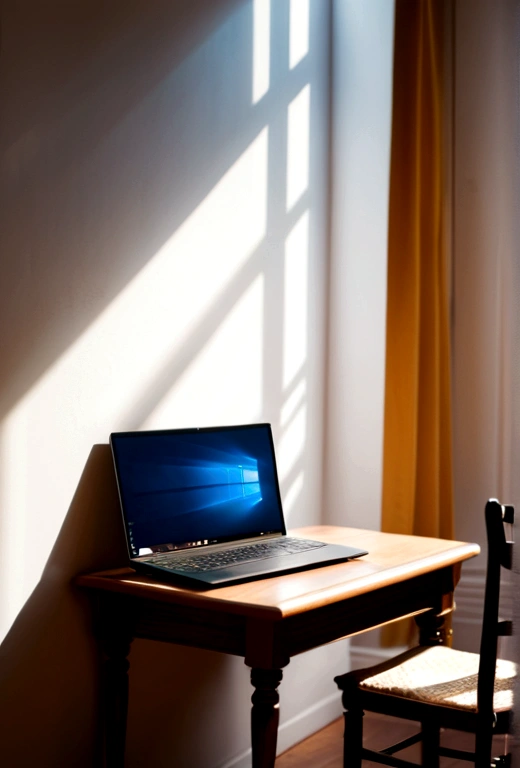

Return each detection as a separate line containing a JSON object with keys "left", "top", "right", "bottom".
{"left": 275, "top": 713, "right": 510, "bottom": 767}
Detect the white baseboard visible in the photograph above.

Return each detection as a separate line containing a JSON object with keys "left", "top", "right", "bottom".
{"left": 218, "top": 691, "right": 343, "bottom": 768}
{"left": 349, "top": 643, "right": 407, "bottom": 669}
{"left": 276, "top": 691, "right": 343, "bottom": 755}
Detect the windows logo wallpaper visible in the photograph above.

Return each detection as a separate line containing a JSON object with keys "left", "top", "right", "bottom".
{"left": 113, "top": 426, "right": 283, "bottom": 554}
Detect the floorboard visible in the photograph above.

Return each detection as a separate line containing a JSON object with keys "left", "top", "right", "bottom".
{"left": 275, "top": 712, "right": 510, "bottom": 767}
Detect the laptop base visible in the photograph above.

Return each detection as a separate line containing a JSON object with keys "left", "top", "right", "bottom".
{"left": 133, "top": 543, "right": 368, "bottom": 588}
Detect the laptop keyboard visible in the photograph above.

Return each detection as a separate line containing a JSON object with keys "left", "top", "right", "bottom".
{"left": 147, "top": 537, "right": 326, "bottom": 574}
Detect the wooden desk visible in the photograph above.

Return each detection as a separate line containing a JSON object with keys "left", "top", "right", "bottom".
{"left": 76, "top": 525, "right": 480, "bottom": 768}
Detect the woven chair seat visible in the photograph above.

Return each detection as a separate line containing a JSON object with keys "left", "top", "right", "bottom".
{"left": 358, "top": 645, "right": 517, "bottom": 712}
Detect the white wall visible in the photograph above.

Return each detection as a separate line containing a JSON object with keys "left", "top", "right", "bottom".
{"left": 452, "top": 0, "right": 518, "bottom": 548}
{"left": 0, "top": 1, "right": 349, "bottom": 765}
{"left": 325, "top": 0, "right": 394, "bottom": 531}
{"left": 323, "top": 0, "right": 394, "bottom": 664}
{"left": 451, "top": 0, "right": 519, "bottom": 652}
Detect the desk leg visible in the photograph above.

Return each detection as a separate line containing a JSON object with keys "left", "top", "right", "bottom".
{"left": 100, "top": 624, "right": 133, "bottom": 768}
{"left": 250, "top": 668, "right": 283, "bottom": 768}
{"left": 416, "top": 605, "right": 453, "bottom": 646}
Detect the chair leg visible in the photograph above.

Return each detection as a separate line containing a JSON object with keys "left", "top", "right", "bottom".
{"left": 342, "top": 707, "right": 364, "bottom": 768}
{"left": 474, "top": 727, "right": 493, "bottom": 768}
{"left": 421, "top": 721, "right": 440, "bottom": 768}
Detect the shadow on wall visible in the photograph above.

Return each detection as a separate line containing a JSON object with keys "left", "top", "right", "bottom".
{"left": 0, "top": 445, "right": 230, "bottom": 766}
{"left": 0, "top": 446, "right": 126, "bottom": 764}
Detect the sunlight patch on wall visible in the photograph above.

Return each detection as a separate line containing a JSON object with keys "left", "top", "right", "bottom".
{"left": 252, "top": 0, "right": 270, "bottom": 104}
{"left": 280, "top": 378, "right": 306, "bottom": 428}
{"left": 142, "top": 275, "right": 264, "bottom": 428}
{"left": 277, "top": 403, "right": 307, "bottom": 482}
{"left": 278, "top": 206, "right": 309, "bottom": 512}
{"left": 283, "top": 210, "right": 309, "bottom": 388}
{"left": 289, "top": 0, "right": 309, "bottom": 69}
{"left": 0, "top": 408, "right": 29, "bottom": 641}
{"left": 26, "top": 127, "right": 268, "bottom": 430}
{"left": 0, "top": 129, "right": 269, "bottom": 635}
{"left": 282, "top": 471, "right": 304, "bottom": 521}
{"left": 286, "top": 84, "right": 310, "bottom": 210}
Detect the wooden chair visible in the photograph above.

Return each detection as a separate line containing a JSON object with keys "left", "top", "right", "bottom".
{"left": 334, "top": 499, "right": 516, "bottom": 768}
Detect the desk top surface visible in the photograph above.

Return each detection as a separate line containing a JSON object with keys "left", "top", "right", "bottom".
{"left": 75, "top": 526, "right": 480, "bottom": 620}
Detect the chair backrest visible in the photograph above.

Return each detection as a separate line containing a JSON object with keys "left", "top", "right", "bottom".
{"left": 477, "top": 498, "right": 514, "bottom": 723}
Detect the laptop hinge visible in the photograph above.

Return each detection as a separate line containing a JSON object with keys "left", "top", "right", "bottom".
{"left": 134, "top": 532, "right": 284, "bottom": 562}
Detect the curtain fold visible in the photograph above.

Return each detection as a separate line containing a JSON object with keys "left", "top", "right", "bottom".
{"left": 381, "top": 0, "right": 453, "bottom": 645}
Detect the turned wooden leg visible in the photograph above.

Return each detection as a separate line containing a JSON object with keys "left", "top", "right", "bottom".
{"left": 415, "top": 607, "right": 453, "bottom": 647}
{"left": 250, "top": 667, "right": 283, "bottom": 768}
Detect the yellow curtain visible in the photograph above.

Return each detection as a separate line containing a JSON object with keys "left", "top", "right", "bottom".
{"left": 381, "top": 0, "right": 454, "bottom": 645}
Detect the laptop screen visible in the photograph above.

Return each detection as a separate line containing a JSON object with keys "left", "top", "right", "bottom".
{"left": 110, "top": 424, "right": 286, "bottom": 557}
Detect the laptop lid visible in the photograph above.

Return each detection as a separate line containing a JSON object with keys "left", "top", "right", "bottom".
{"left": 110, "top": 423, "right": 286, "bottom": 559}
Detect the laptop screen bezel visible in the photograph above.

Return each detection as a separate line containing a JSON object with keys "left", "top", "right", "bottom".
{"left": 110, "top": 423, "right": 287, "bottom": 559}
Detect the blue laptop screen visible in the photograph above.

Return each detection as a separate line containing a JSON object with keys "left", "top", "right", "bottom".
{"left": 110, "top": 424, "right": 285, "bottom": 556}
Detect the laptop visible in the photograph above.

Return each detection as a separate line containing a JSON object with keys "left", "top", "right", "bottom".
{"left": 110, "top": 423, "right": 368, "bottom": 588}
